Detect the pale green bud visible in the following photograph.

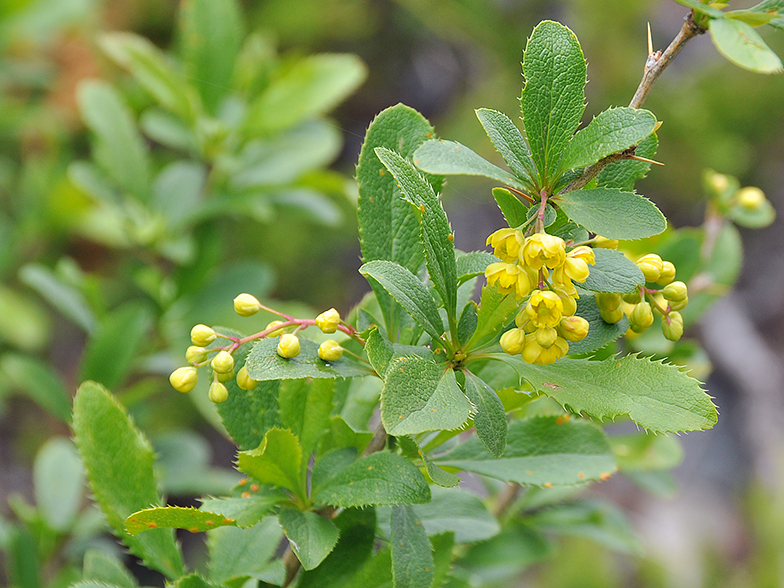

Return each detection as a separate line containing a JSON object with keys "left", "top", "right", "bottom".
{"left": 662, "top": 281, "right": 688, "bottom": 302}
{"left": 211, "top": 350, "right": 234, "bottom": 374}
{"left": 234, "top": 293, "right": 262, "bottom": 317}
{"left": 669, "top": 296, "right": 689, "bottom": 311}
{"left": 236, "top": 365, "right": 257, "bottom": 391}
{"left": 191, "top": 324, "right": 217, "bottom": 347}
{"left": 596, "top": 292, "right": 621, "bottom": 312}
{"left": 535, "top": 326, "right": 559, "bottom": 349}
{"left": 558, "top": 315, "right": 590, "bottom": 342}
{"left": 216, "top": 369, "right": 235, "bottom": 383}
{"left": 636, "top": 254, "right": 663, "bottom": 283}
{"left": 265, "top": 320, "right": 286, "bottom": 337}
{"left": 318, "top": 339, "right": 344, "bottom": 361}
{"left": 622, "top": 290, "right": 643, "bottom": 304}
{"left": 208, "top": 381, "right": 229, "bottom": 403}
{"left": 600, "top": 307, "right": 624, "bottom": 324}
{"left": 315, "top": 308, "right": 341, "bottom": 334}
{"left": 277, "top": 334, "right": 301, "bottom": 359}
{"left": 662, "top": 311, "right": 684, "bottom": 342}
{"left": 500, "top": 328, "right": 525, "bottom": 355}
{"left": 169, "top": 367, "right": 197, "bottom": 393}
{"left": 593, "top": 236, "right": 619, "bottom": 249}
{"left": 185, "top": 345, "right": 208, "bottom": 365}
{"left": 656, "top": 261, "right": 676, "bottom": 286}
{"left": 630, "top": 301, "right": 654, "bottom": 332}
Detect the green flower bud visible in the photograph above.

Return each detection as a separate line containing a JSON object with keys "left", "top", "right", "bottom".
{"left": 208, "top": 381, "right": 229, "bottom": 403}
{"left": 737, "top": 187, "right": 765, "bottom": 211}
{"left": 622, "top": 290, "right": 643, "bottom": 304}
{"left": 595, "top": 292, "right": 621, "bottom": 312}
{"left": 656, "top": 261, "right": 676, "bottom": 286}
{"left": 315, "top": 308, "right": 341, "bottom": 334}
{"left": 662, "top": 281, "right": 688, "bottom": 302}
{"left": 630, "top": 301, "right": 654, "bottom": 332}
{"left": 185, "top": 345, "right": 208, "bottom": 365}
{"left": 593, "top": 236, "right": 619, "bottom": 249}
{"left": 535, "top": 326, "right": 559, "bottom": 349}
{"left": 318, "top": 339, "right": 344, "bottom": 361}
{"left": 708, "top": 172, "right": 729, "bottom": 195}
{"left": 662, "top": 311, "right": 684, "bottom": 342}
{"left": 600, "top": 307, "right": 624, "bottom": 324}
{"left": 277, "top": 334, "right": 301, "bottom": 359}
{"left": 216, "top": 369, "right": 235, "bottom": 383}
{"left": 558, "top": 315, "right": 590, "bottom": 342}
{"left": 500, "top": 328, "right": 525, "bottom": 354}
{"left": 236, "top": 365, "right": 257, "bottom": 391}
{"left": 211, "top": 350, "right": 234, "bottom": 374}
{"left": 265, "top": 320, "right": 286, "bottom": 337}
{"left": 191, "top": 324, "right": 217, "bottom": 347}
{"left": 636, "top": 254, "right": 663, "bottom": 283}
{"left": 234, "top": 293, "right": 262, "bottom": 317}
{"left": 169, "top": 367, "right": 197, "bottom": 393}
{"left": 669, "top": 296, "right": 689, "bottom": 311}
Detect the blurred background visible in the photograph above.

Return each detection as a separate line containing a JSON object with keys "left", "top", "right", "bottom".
{"left": 0, "top": 0, "right": 782, "bottom": 586}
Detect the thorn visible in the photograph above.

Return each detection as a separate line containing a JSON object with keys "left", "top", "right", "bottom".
{"left": 628, "top": 155, "right": 665, "bottom": 166}
{"left": 647, "top": 23, "right": 654, "bottom": 56}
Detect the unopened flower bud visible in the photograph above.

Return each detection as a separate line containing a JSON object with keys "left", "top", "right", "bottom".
{"left": 593, "top": 236, "right": 619, "bottom": 249}
{"left": 555, "top": 288, "right": 577, "bottom": 317}
{"left": 234, "top": 293, "right": 262, "bottom": 317}
{"left": 595, "top": 292, "right": 621, "bottom": 312}
{"left": 236, "top": 366, "right": 257, "bottom": 391}
{"left": 186, "top": 346, "right": 208, "bottom": 365}
{"left": 669, "top": 296, "right": 689, "bottom": 311}
{"left": 265, "top": 320, "right": 286, "bottom": 337}
{"left": 169, "top": 367, "right": 197, "bottom": 393}
{"left": 500, "top": 328, "right": 525, "bottom": 354}
{"left": 708, "top": 172, "right": 729, "bottom": 195}
{"left": 316, "top": 308, "right": 341, "bottom": 334}
{"left": 622, "top": 290, "right": 642, "bottom": 304}
{"left": 630, "top": 301, "right": 654, "bottom": 332}
{"left": 216, "top": 369, "right": 235, "bottom": 383}
{"left": 211, "top": 350, "right": 234, "bottom": 374}
{"left": 558, "top": 315, "right": 589, "bottom": 342}
{"left": 636, "top": 254, "right": 663, "bottom": 283}
{"left": 737, "top": 187, "right": 765, "bottom": 211}
{"left": 318, "top": 339, "right": 344, "bottom": 361}
{"left": 535, "top": 326, "right": 559, "bottom": 349}
{"left": 277, "top": 334, "right": 301, "bottom": 359}
{"left": 191, "top": 324, "right": 217, "bottom": 347}
{"left": 662, "top": 311, "right": 684, "bottom": 342}
{"left": 662, "top": 281, "right": 688, "bottom": 302}
{"left": 656, "top": 261, "right": 676, "bottom": 286}
{"left": 208, "top": 381, "right": 229, "bottom": 403}
{"left": 601, "top": 307, "right": 624, "bottom": 324}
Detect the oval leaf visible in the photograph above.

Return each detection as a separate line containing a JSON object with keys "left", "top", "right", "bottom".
{"left": 126, "top": 506, "right": 236, "bottom": 536}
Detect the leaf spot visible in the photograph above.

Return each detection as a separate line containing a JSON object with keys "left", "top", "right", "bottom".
{"left": 544, "top": 482, "right": 552, "bottom": 488}
{"left": 241, "top": 492, "right": 251, "bottom": 498}
{"left": 600, "top": 472, "right": 612, "bottom": 480}
{"left": 188, "top": 527, "right": 199, "bottom": 533}
{"left": 578, "top": 472, "right": 585, "bottom": 479}
{"left": 543, "top": 382, "right": 562, "bottom": 391}
{"left": 146, "top": 522, "right": 157, "bottom": 528}
{"left": 250, "top": 484, "right": 259, "bottom": 492}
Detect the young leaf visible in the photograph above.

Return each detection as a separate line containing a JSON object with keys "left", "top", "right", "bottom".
{"left": 200, "top": 492, "right": 286, "bottom": 528}
{"left": 709, "top": 17, "right": 784, "bottom": 73}
{"left": 359, "top": 260, "right": 445, "bottom": 340}
{"left": 19, "top": 263, "right": 96, "bottom": 333}
{"left": 429, "top": 533, "right": 457, "bottom": 588}
{"left": 559, "top": 107, "right": 657, "bottom": 172}
{"left": 521, "top": 21, "right": 587, "bottom": 185}
{"left": 82, "top": 549, "right": 138, "bottom": 588}
{"left": 311, "top": 448, "right": 359, "bottom": 496}
{"left": 412, "top": 140, "right": 527, "bottom": 190}
{"left": 245, "top": 337, "right": 369, "bottom": 382}
{"left": 556, "top": 187, "right": 667, "bottom": 240}
{"left": 403, "top": 436, "right": 460, "bottom": 488}
{"left": 0, "top": 354, "right": 71, "bottom": 422}
{"left": 391, "top": 505, "right": 434, "bottom": 588}
{"left": 467, "top": 286, "right": 520, "bottom": 348}
{"left": 314, "top": 451, "right": 431, "bottom": 507}
{"left": 72, "top": 382, "right": 185, "bottom": 579}
{"left": 492, "top": 187, "right": 530, "bottom": 228}
{"left": 375, "top": 147, "right": 458, "bottom": 321}
{"left": 381, "top": 359, "right": 471, "bottom": 436}
{"left": 461, "top": 371, "right": 507, "bottom": 458}
{"left": 457, "top": 301, "right": 478, "bottom": 346}
{"left": 279, "top": 379, "right": 335, "bottom": 457}
{"left": 726, "top": 0, "right": 784, "bottom": 27}
{"left": 412, "top": 487, "right": 500, "bottom": 544}
{"left": 433, "top": 416, "right": 615, "bottom": 486}
{"left": 566, "top": 295, "right": 629, "bottom": 356}
{"left": 499, "top": 354, "right": 717, "bottom": 433}
{"left": 125, "top": 506, "right": 237, "bottom": 535}
{"left": 278, "top": 508, "right": 340, "bottom": 570}
{"left": 179, "top": 0, "right": 243, "bottom": 113}
{"left": 475, "top": 108, "right": 538, "bottom": 184}
{"left": 597, "top": 133, "right": 658, "bottom": 191}
{"left": 33, "top": 438, "right": 84, "bottom": 532}
{"left": 220, "top": 375, "right": 281, "bottom": 451}
{"left": 174, "top": 575, "right": 224, "bottom": 588}
{"left": 236, "top": 428, "right": 307, "bottom": 503}
{"left": 580, "top": 248, "right": 645, "bottom": 294}
{"left": 207, "top": 518, "right": 283, "bottom": 584}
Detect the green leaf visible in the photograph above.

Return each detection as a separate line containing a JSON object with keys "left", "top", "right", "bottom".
{"left": 401, "top": 436, "right": 460, "bottom": 488}
{"left": 557, "top": 187, "right": 667, "bottom": 240}
{"left": 412, "top": 140, "right": 526, "bottom": 190}
{"left": 245, "top": 54, "right": 367, "bottom": 133}
{"left": 457, "top": 301, "right": 478, "bottom": 346}
{"left": 462, "top": 371, "right": 507, "bottom": 458}
{"left": 312, "top": 448, "right": 359, "bottom": 496}
{"left": 709, "top": 17, "right": 784, "bottom": 73}
{"left": 19, "top": 263, "right": 96, "bottom": 333}
{"left": 492, "top": 187, "right": 530, "bottom": 228}
{"left": 671, "top": 0, "right": 726, "bottom": 18}
{"left": 610, "top": 433, "right": 683, "bottom": 472}
{"left": 279, "top": 379, "right": 335, "bottom": 456}
{"left": 412, "top": 487, "right": 500, "bottom": 544}
{"left": 140, "top": 108, "right": 198, "bottom": 152}
{"left": 429, "top": 533, "right": 456, "bottom": 588}
{"left": 467, "top": 286, "right": 520, "bottom": 348}
{"left": 0, "top": 285, "right": 50, "bottom": 352}
{"left": 207, "top": 518, "right": 283, "bottom": 583}
{"left": 314, "top": 452, "right": 431, "bottom": 507}
{"left": 200, "top": 492, "right": 286, "bottom": 528}
{"left": 98, "top": 32, "right": 195, "bottom": 121}
{"left": 279, "top": 508, "right": 340, "bottom": 570}
{"left": 500, "top": 354, "right": 717, "bottom": 433}
{"left": 125, "top": 506, "right": 237, "bottom": 535}
{"left": 77, "top": 81, "right": 150, "bottom": 201}
{"left": 245, "top": 337, "right": 369, "bottom": 382}
{"left": 83, "top": 549, "right": 138, "bottom": 588}
{"left": 174, "top": 574, "right": 223, "bottom": 588}
{"left": 151, "top": 161, "right": 206, "bottom": 228}
{"left": 726, "top": 0, "right": 784, "bottom": 26}
{"left": 434, "top": 416, "right": 615, "bottom": 486}
{"left": 342, "top": 548, "right": 393, "bottom": 588}
{"left": 566, "top": 295, "right": 629, "bottom": 356}
{"left": 559, "top": 107, "right": 657, "bottom": 172}
{"left": 521, "top": 20, "right": 587, "bottom": 185}
{"left": 79, "top": 301, "right": 153, "bottom": 389}
{"left": 475, "top": 108, "right": 538, "bottom": 185}
{"left": 375, "top": 148, "right": 458, "bottom": 321}
{"left": 0, "top": 354, "right": 70, "bottom": 422}
{"left": 364, "top": 327, "right": 432, "bottom": 379}
{"left": 456, "top": 251, "right": 499, "bottom": 284}
{"left": 391, "top": 505, "right": 434, "bottom": 588}
{"left": 237, "top": 428, "right": 306, "bottom": 502}
{"left": 360, "top": 260, "right": 444, "bottom": 340}
{"left": 33, "top": 438, "right": 84, "bottom": 532}
{"left": 581, "top": 248, "right": 644, "bottom": 293}
{"left": 597, "top": 133, "right": 658, "bottom": 191}
{"left": 179, "top": 0, "right": 242, "bottom": 113}
{"left": 72, "top": 382, "right": 185, "bottom": 579}
{"left": 381, "top": 359, "right": 471, "bottom": 436}
{"left": 727, "top": 196, "right": 777, "bottom": 228}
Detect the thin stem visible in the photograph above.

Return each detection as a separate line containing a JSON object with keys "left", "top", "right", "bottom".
{"left": 492, "top": 483, "right": 522, "bottom": 518}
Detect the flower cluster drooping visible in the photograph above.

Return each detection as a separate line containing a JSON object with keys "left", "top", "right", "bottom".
{"left": 168, "top": 294, "right": 349, "bottom": 403}
{"left": 486, "top": 228, "right": 596, "bottom": 365}
{"left": 597, "top": 252, "right": 688, "bottom": 342}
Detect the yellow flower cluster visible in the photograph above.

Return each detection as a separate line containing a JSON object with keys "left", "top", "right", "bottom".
{"left": 486, "top": 228, "right": 596, "bottom": 365}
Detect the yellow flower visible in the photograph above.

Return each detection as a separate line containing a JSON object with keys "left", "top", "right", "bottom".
{"left": 234, "top": 293, "right": 262, "bottom": 317}
{"left": 563, "top": 246, "right": 595, "bottom": 283}
{"left": 486, "top": 228, "right": 524, "bottom": 262}
{"left": 211, "top": 350, "right": 235, "bottom": 374}
{"left": 551, "top": 266, "right": 578, "bottom": 298}
{"left": 522, "top": 233, "right": 566, "bottom": 270}
{"left": 522, "top": 333, "right": 569, "bottom": 365}
{"left": 593, "top": 236, "right": 619, "bottom": 249}
{"left": 486, "top": 262, "right": 536, "bottom": 299}
{"left": 636, "top": 254, "right": 663, "bottom": 283}
{"left": 524, "top": 290, "right": 564, "bottom": 328}
{"left": 208, "top": 381, "right": 229, "bottom": 403}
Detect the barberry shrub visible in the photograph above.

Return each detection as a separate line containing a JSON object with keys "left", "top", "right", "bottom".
{"left": 71, "top": 7, "right": 778, "bottom": 588}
